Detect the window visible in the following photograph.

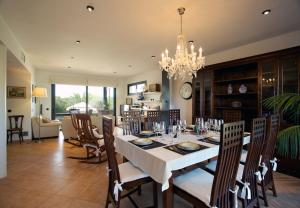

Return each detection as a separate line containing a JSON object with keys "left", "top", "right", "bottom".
{"left": 127, "top": 81, "right": 147, "bottom": 95}
{"left": 52, "top": 84, "right": 116, "bottom": 120}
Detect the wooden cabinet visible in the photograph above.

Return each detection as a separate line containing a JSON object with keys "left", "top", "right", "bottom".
{"left": 192, "top": 46, "right": 300, "bottom": 129}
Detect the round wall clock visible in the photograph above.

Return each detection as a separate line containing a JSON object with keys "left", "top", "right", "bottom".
{"left": 180, "top": 82, "right": 192, "bottom": 100}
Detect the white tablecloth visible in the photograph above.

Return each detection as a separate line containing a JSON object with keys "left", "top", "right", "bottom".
{"left": 115, "top": 132, "right": 250, "bottom": 191}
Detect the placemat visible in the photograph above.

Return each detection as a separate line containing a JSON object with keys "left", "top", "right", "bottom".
{"left": 164, "top": 143, "right": 209, "bottom": 155}
{"left": 129, "top": 140, "right": 166, "bottom": 150}
{"left": 199, "top": 138, "right": 220, "bottom": 145}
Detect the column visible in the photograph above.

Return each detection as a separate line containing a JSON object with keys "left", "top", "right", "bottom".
{"left": 0, "top": 43, "right": 7, "bottom": 178}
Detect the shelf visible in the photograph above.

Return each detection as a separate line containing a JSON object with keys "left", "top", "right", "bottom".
{"left": 143, "top": 91, "right": 161, "bottom": 95}
{"left": 215, "top": 106, "right": 257, "bottom": 110}
{"left": 214, "top": 92, "right": 257, "bottom": 96}
{"left": 214, "top": 77, "right": 257, "bottom": 84}
{"left": 135, "top": 100, "right": 161, "bottom": 103}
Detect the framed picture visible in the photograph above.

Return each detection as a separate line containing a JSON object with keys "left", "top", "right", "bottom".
{"left": 7, "top": 86, "right": 26, "bottom": 99}
{"left": 32, "top": 85, "right": 36, "bottom": 103}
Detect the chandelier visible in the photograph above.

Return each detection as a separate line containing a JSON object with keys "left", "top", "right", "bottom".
{"left": 159, "top": 7, "right": 205, "bottom": 80}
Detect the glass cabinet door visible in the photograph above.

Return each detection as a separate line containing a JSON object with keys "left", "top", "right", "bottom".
{"left": 203, "top": 71, "right": 212, "bottom": 117}
{"left": 280, "top": 56, "right": 299, "bottom": 125}
{"left": 261, "top": 60, "right": 278, "bottom": 116}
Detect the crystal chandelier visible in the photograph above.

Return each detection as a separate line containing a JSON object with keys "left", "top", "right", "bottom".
{"left": 159, "top": 7, "right": 205, "bottom": 80}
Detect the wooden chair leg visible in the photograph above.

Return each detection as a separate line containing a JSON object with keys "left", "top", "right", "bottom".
{"left": 261, "top": 182, "right": 269, "bottom": 207}
{"left": 18, "top": 132, "right": 22, "bottom": 144}
{"left": 137, "top": 185, "right": 142, "bottom": 195}
{"left": 153, "top": 182, "right": 158, "bottom": 208}
{"left": 271, "top": 181, "right": 277, "bottom": 197}
{"left": 10, "top": 132, "right": 13, "bottom": 143}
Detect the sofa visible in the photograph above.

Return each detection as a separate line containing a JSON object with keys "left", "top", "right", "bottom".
{"left": 31, "top": 117, "right": 61, "bottom": 139}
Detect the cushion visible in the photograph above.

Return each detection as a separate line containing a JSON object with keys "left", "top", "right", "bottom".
{"left": 93, "top": 128, "right": 103, "bottom": 139}
{"left": 205, "top": 161, "right": 244, "bottom": 181}
{"left": 42, "top": 117, "right": 51, "bottom": 123}
{"left": 240, "top": 150, "right": 248, "bottom": 163}
{"left": 173, "top": 168, "right": 214, "bottom": 207}
{"left": 119, "top": 162, "right": 148, "bottom": 184}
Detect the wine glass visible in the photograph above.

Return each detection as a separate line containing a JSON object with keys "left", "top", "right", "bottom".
{"left": 181, "top": 120, "right": 187, "bottom": 134}
{"left": 160, "top": 121, "right": 166, "bottom": 139}
{"left": 168, "top": 125, "right": 176, "bottom": 144}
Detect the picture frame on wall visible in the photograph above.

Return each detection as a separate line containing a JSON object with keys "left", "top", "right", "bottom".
{"left": 7, "top": 86, "right": 26, "bottom": 99}
{"left": 32, "top": 84, "right": 37, "bottom": 103}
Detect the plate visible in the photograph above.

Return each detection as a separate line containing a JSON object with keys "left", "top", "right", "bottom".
{"left": 176, "top": 142, "right": 201, "bottom": 151}
{"left": 132, "top": 138, "right": 153, "bottom": 146}
{"left": 208, "top": 136, "right": 220, "bottom": 142}
{"left": 140, "top": 131, "right": 154, "bottom": 136}
{"left": 187, "top": 125, "right": 195, "bottom": 130}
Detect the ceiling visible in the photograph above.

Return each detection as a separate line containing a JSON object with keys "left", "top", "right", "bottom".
{"left": 0, "top": 0, "right": 300, "bottom": 77}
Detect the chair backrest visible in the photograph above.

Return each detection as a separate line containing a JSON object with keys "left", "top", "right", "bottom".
{"left": 169, "top": 109, "right": 180, "bottom": 125}
{"left": 75, "top": 114, "right": 98, "bottom": 146}
{"left": 122, "top": 116, "right": 141, "bottom": 135}
{"left": 262, "top": 114, "right": 280, "bottom": 162}
{"left": 210, "top": 121, "right": 244, "bottom": 208}
{"left": 223, "top": 110, "right": 242, "bottom": 123}
{"left": 242, "top": 117, "right": 266, "bottom": 204}
{"left": 103, "top": 116, "right": 121, "bottom": 202}
{"left": 8, "top": 115, "right": 24, "bottom": 130}
{"left": 261, "top": 114, "right": 280, "bottom": 188}
{"left": 147, "top": 110, "right": 161, "bottom": 130}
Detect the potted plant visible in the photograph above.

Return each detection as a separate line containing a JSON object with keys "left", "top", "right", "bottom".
{"left": 263, "top": 93, "right": 300, "bottom": 177}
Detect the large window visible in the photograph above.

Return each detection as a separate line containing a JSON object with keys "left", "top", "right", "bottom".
{"left": 52, "top": 84, "right": 116, "bottom": 119}
{"left": 128, "top": 81, "right": 147, "bottom": 95}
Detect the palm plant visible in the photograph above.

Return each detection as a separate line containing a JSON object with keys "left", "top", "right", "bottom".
{"left": 263, "top": 93, "right": 300, "bottom": 159}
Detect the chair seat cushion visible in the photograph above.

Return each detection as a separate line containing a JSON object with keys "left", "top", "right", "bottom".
{"left": 240, "top": 150, "right": 248, "bottom": 163}
{"left": 119, "top": 162, "right": 148, "bottom": 184}
{"left": 205, "top": 161, "right": 244, "bottom": 181}
{"left": 93, "top": 128, "right": 103, "bottom": 139}
{"left": 97, "top": 139, "right": 104, "bottom": 146}
{"left": 173, "top": 168, "right": 214, "bottom": 207}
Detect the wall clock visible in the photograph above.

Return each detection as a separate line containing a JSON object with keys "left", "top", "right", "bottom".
{"left": 180, "top": 82, "right": 192, "bottom": 100}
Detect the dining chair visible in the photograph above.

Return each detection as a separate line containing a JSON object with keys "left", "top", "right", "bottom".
{"left": 169, "top": 109, "right": 180, "bottom": 125}
{"left": 259, "top": 114, "right": 280, "bottom": 206}
{"left": 103, "top": 116, "right": 157, "bottom": 208}
{"left": 223, "top": 110, "right": 242, "bottom": 123}
{"left": 76, "top": 114, "right": 106, "bottom": 163}
{"left": 206, "top": 117, "right": 266, "bottom": 208}
{"left": 173, "top": 121, "right": 244, "bottom": 208}
{"left": 146, "top": 110, "right": 161, "bottom": 130}
{"left": 7, "top": 115, "right": 24, "bottom": 144}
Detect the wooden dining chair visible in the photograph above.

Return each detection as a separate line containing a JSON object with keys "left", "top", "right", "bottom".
{"left": 223, "top": 110, "right": 242, "bottom": 123}
{"left": 205, "top": 118, "right": 266, "bottom": 208}
{"left": 103, "top": 116, "right": 157, "bottom": 208}
{"left": 173, "top": 121, "right": 244, "bottom": 208}
{"left": 7, "top": 115, "right": 24, "bottom": 144}
{"left": 146, "top": 110, "right": 161, "bottom": 130}
{"left": 259, "top": 114, "right": 280, "bottom": 206}
{"left": 169, "top": 109, "right": 180, "bottom": 125}
{"left": 76, "top": 114, "right": 106, "bottom": 163}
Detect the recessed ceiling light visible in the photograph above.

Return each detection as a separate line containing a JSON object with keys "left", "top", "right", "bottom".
{"left": 113, "top": 71, "right": 117, "bottom": 74}
{"left": 71, "top": 56, "right": 74, "bottom": 59}
{"left": 128, "top": 65, "right": 132, "bottom": 68}
{"left": 67, "top": 66, "right": 72, "bottom": 69}
{"left": 75, "top": 40, "right": 80, "bottom": 44}
{"left": 86, "top": 5, "right": 94, "bottom": 12}
{"left": 188, "top": 40, "right": 194, "bottom": 44}
{"left": 262, "top": 9, "right": 271, "bottom": 15}
{"left": 151, "top": 56, "right": 156, "bottom": 59}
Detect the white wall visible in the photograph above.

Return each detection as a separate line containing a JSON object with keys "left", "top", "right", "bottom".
{"left": 0, "top": 43, "right": 7, "bottom": 178}
{"left": 7, "top": 68, "right": 32, "bottom": 139}
{"left": 171, "top": 30, "right": 300, "bottom": 122}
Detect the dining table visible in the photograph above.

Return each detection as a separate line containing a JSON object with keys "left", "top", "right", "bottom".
{"left": 113, "top": 128, "right": 250, "bottom": 208}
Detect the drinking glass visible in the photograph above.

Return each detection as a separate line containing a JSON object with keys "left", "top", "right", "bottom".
{"left": 181, "top": 120, "right": 187, "bottom": 134}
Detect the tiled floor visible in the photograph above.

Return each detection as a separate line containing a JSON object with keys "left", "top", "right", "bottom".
{"left": 0, "top": 135, "right": 300, "bottom": 208}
